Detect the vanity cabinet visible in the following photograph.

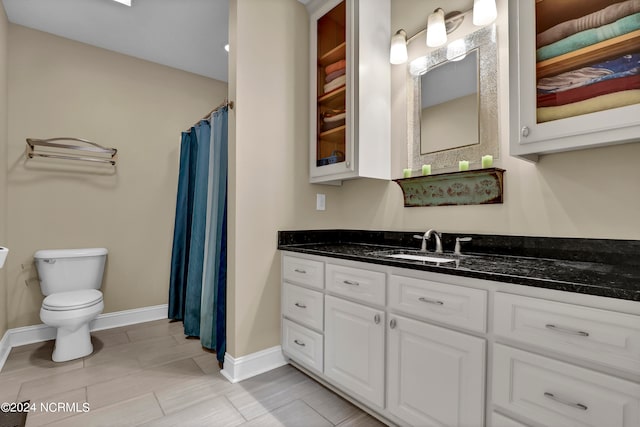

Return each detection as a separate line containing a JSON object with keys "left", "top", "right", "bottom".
{"left": 508, "top": 0, "right": 640, "bottom": 161}
{"left": 387, "top": 314, "right": 485, "bottom": 427}
{"left": 308, "top": 0, "right": 390, "bottom": 183}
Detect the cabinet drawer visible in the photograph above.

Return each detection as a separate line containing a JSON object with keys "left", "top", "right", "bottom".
{"left": 282, "top": 283, "right": 323, "bottom": 331}
{"left": 492, "top": 412, "right": 529, "bottom": 427}
{"left": 282, "top": 319, "right": 323, "bottom": 372}
{"left": 282, "top": 255, "right": 324, "bottom": 289}
{"left": 494, "top": 292, "right": 640, "bottom": 375}
{"left": 389, "top": 275, "right": 487, "bottom": 333}
{"left": 326, "top": 264, "right": 385, "bottom": 306}
{"left": 493, "top": 344, "right": 640, "bottom": 427}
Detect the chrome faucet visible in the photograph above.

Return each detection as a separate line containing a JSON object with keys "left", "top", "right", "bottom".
{"left": 413, "top": 229, "right": 443, "bottom": 253}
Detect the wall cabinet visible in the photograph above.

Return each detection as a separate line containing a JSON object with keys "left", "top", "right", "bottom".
{"left": 508, "top": 0, "right": 640, "bottom": 161}
{"left": 387, "top": 314, "right": 485, "bottom": 427}
{"left": 308, "top": 0, "right": 390, "bottom": 183}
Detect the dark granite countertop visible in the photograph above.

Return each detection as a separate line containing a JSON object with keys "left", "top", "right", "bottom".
{"left": 278, "top": 230, "right": 640, "bottom": 302}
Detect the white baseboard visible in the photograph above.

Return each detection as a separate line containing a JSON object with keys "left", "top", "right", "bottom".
{"left": 221, "top": 345, "right": 287, "bottom": 383}
{"left": 0, "top": 304, "right": 168, "bottom": 371}
{"left": 0, "top": 331, "right": 10, "bottom": 371}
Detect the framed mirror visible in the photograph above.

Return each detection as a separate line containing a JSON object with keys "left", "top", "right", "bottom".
{"left": 408, "top": 25, "right": 498, "bottom": 171}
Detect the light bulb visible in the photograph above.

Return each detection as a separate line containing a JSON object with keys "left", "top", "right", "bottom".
{"left": 426, "top": 8, "right": 447, "bottom": 47}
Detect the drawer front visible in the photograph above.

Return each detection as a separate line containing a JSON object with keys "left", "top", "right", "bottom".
{"left": 283, "top": 283, "right": 323, "bottom": 331}
{"left": 326, "top": 264, "right": 385, "bottom": 306}
{"left": 492, "top": 412, "right": 530, "bottom": 427}
{"left": 389, "top": 274, "right": 487, "bottom": 332}
{"left": 282, "top": 255, "right": 324, "bottom": 289}
{"left": 494, "top": 292, "right": 640, "bottom": 375}
{"left": 282, "top": 319, "right": 323, "bottom": 372}
{"left": 493, "top": 344, "right": 640, "bottom": 427}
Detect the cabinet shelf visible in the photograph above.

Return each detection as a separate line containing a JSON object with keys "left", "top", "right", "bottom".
{"left": 537, "top": 30, "right": 640, "bottom": 79}
{"left": 319, "top": 125, "right": 346, "bottom": 141}
{"left": 318, "top": 86, "right": 346, "bottom": 103}
{"left": 318, "top": 42, "right": 346, "bottom": 67}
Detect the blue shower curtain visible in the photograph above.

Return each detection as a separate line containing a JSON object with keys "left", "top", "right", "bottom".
{"left": 168, "top": 107, "right": 228, "bottom": 363}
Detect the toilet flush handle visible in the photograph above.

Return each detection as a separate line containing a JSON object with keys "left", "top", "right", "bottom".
{"left": 43, "top": 259, "right": 56, "bottom": 264}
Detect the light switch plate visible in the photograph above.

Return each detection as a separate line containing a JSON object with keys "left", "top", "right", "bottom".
{"left": 316, "top": 194, "right": 326, "bottom": 211}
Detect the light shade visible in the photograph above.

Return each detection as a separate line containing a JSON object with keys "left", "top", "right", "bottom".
{"left": 426, "top": 8, "right": 447, "bottom": 47}
{"left": 473, "top": 0, "right": 497, "bottom": 26}
{"left": 112, "top": 0, "right": 132, "bottom": 6}
{"left": 389, "top": 30, "right": 408, "bottom": 64}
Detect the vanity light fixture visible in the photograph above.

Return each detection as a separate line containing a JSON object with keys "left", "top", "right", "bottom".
{"left": 390, "top": 30, "right": 408, "bottom": 64}
{"left": 389, "top": 0, "right": 497, "bottom": 64}
{"left": 224, "top": 44, "right": 230, "bottom": 52}
{"left": 112, "top": 0, "right": 132, "bottom": 6}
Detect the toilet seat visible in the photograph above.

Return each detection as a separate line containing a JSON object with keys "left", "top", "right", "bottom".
{"left": 42, "top": 289, "right": 103, "bottom": 311}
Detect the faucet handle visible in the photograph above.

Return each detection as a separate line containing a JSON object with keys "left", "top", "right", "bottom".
{"left": 412, "top": 235, "right": 424, "bottom": 240}
{"left": 454, "top": 237, "right": 472, "bottom": 255}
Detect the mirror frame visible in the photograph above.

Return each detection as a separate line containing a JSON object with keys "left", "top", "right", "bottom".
{"left": 408, "top": 24, "right": 498, "bottom": 171}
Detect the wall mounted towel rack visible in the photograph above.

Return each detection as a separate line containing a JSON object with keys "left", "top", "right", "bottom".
{"left": 26, "top": 137, "right": 118, "bottom": 165}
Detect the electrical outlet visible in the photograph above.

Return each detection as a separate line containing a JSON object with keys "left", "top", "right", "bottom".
{"left": 316, "top": 193, "right": 326, "bottom": 211}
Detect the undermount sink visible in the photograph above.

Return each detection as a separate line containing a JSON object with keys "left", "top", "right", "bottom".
{"left": 371, "top": 249, "right": 456, "bottom": 264}
{"left": 386, "top": 253, "right": 456, "bottom": 263}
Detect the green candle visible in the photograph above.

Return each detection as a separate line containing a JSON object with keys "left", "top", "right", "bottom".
{"left": 421, "top": 164, "right": 431, "bottom": 175}
{"left": 403, "top": 168, "right": 412, "bottom": 178}
{"left": 481, "top": 155, "right": 493, "bottom": 168}
{"left": 458, "top": 160, "right": 469, "bottom": 171}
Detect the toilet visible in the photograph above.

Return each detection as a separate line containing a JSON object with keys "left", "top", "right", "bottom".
{"left": 34, "top": 248, "right": 107, "bottom": 362}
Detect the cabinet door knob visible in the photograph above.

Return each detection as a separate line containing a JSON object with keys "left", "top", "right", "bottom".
{"left": 374, "top": 314, "right": 380, "bottom": 324}
{"left": 521, "top": 126, "right": 530, "bottom": 137}
{"left": 389, "top": 319, "right": 397, "bottom": 329}
{"left": 293, "top": 339, "right": 306, "bottom": 347}
{"left": 294, "top": 302, "right": 307, "bottom": 309}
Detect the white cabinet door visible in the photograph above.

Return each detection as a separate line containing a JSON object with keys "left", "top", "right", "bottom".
{"left": 324, "top": 295, "right": 385, "bottom": 408}
{"left": 387, "top": 314, "right": 486, "bottom": 427}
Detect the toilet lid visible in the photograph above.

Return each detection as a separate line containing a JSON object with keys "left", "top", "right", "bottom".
{"left": 42, "top": 289, "right": 103, "bottom": 311}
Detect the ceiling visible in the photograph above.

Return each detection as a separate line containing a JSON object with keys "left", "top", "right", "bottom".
{"left": 2, "top": 0, "right": 230, "bottom": 82}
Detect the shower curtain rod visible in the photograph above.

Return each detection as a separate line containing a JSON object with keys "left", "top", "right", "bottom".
{"left": 185, "top": 99, "right": 233, "bottom": 132}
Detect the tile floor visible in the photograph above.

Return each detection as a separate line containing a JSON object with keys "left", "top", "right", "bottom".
{"left": 0, "top": 319, "right": 387, "bottom": 427}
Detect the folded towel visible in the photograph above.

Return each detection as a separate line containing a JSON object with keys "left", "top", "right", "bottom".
{"left": 537, "top": 0, "right": 640, "bottom": 48}
{"left": 537, "top": 89, "right": 640, "bottom": 122}
{"left": 321, "top": 119, "right": 346, "bottom": 132}
{"left": 325, "top": 59, "right": 346, "bottom": 75}
{"left": 537, "top": 13, "right": 640, "bottom": 62}
{"left": 323, "top": 112, "right": 346, "bottom": 122}
{"left": 323, "top": 75, "right": 346, "bottom": 94}
{"left": 322, "top": 108, "right": 346, "bottom": 117}
{"left": 325, "top": 68, "right": 346, "bottom": 83}
{"left": 538, "top": 74, "right": 640, "bottom": 107}
{"left": 537, "top": 53, "right": 640, "bottom": 93}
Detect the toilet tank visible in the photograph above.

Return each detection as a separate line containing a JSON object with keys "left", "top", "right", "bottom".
{"left": 34, "top": 248, "right": 108, "bottom": 295}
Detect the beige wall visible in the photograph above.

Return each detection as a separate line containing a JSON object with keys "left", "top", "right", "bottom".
{"left": 6, "top": 25, "right": 227, "bottom": 328}
{"left": 0, "top": 5, "right": 8, "bottom": 338}
{"left": 326, "top": 0, "right": 640, "bottom": 239}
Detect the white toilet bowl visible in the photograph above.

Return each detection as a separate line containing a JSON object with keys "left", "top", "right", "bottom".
{"left": 39, "top": 289, "right": 104, "bottom": 362}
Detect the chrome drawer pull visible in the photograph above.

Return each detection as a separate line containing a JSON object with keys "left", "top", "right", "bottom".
{"left": 343, "top": 280, "right": 360, "bottom": 286}
{"left": 543, "top": 392, "right": 588, "bottom": 411}
{"left": 294, "top": 302, "right": 307, "bottom": 309}
{"left": 293, "top": 339, "right": 306, "bottom": 347}
{"left": 545, "top": 324, "right": 589, "bottom": 337}
{"left": 419, "top": 297, "right": 444, "bottom": 305}
{"left": 294, "top": 268, "right": 307, "bottom": 274}
{"left": 390, "top": 319, "right": 397, "bottom": 329}
{"left": 374, "top": 314, "right": 380, "bottom": 324}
